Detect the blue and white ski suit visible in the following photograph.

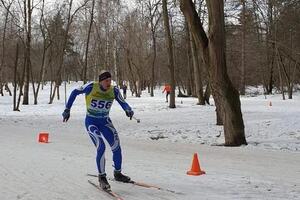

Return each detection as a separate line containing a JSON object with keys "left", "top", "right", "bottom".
{"left": 65, "top": 82, "right": 132, "bottom": 175}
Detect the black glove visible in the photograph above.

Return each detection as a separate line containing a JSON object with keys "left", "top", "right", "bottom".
{"left": 62, "top": 108, "right": 70, "bottom": 122}
{"left": 125, "top": 110, "right": 134, "bottom": 120}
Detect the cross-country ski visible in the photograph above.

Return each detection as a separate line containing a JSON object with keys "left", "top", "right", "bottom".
{"left": 88, "top": 180, "right": 124, "bottom": 200}
{"left": 87, "top": 173, "right": 183, "bottom": 194}
{"left": 1, "top": 0, "right": 300, "bottom": 199}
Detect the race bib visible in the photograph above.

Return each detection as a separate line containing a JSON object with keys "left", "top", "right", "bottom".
{"left": 90, "top": 99, "right": 113, "bottom": 110}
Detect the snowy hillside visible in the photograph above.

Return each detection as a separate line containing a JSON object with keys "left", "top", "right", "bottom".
{"left": 0, "top": 82, "right": 299, "bottom": 200}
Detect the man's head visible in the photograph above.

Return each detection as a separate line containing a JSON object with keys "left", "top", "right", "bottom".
{"left": 99, "top": 70, "right": 112, "bottom": 90}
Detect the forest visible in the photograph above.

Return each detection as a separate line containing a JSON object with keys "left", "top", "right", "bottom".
{"left": 0, "top": 0, "right": 299, "bottom": 146}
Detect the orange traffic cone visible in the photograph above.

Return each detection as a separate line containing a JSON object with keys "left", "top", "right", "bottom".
{"left": 187, "top": 153, "right": 205, "bottom": 176}
{"left": 269, "top": 101, "right": 272, "bottom": 106}
{"left": 38, "top": 132, "right": 49, "bottom": 143}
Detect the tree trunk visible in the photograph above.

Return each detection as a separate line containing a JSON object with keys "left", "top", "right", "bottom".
{"left": 16, "top": 51, "right": 27, "bottom": 111}
{"left": 29, "top": 59, "right": 37, "bottom": 104}
{"left": 276, "top": 48, "right": 286, "bottom": 100}
{"left": 49, "top": 81, "right": 53, "bottom": 101}
{"left": 287, "top": 30, "right": 296, "bottom": 99}
{"left": 83, "top": 0, "right": 95, "bottom": 83}
{"left": 50, "top": 0, "right": 87, "bottom": 104}
{"left": 4, "top": 84, "right": 12, "bottom": 96}
{"left": 150, "top": 28, "right": 157, "bottom": 97}
{"left": 0, "top": 10, "right": 6, "bottom": 95}
{"left": 288, "top": 61, "right": 298, "bottom": 99}
{"left": 126, "top": 50, "right": 139, "bottom": 97}
{"left": 189, "top": 28, "right": 205, "bottom": 105}
{"left": 240, "top": 0, "right": 246, "bottom": 95}
{"left": 186, "top": 22, "right": 194, "bottom": 96}
{"left": 146, "top": 0, "right": 161, "bottom": 97}
{"left": 35, "top": 0, "right": 51, "bottom": 105}
{"left": 214, "top": 94, "right": 223, "bottom": 126}
{"left": 207, "top": 1, "right": 245, "bottom": 145}
{"left": 0, "top": 84, "right": 3, "bottom": 96}
{"left": 49, "top": 84, "right": 57, "bottom": 104}
{"left": 180, "top": 0, "right": 246, "bottom": 146}
{"left": 265, "top": 0, "right": 275, "bottom": 94}
{"left": 57, "top": 85, "right": 60, "bottom": 100}
{"left": 204, "top": 82, "right": 211, "bottom": 105}
{"left": 0, "top": 1, "right": 13, "bottom": 97}
{"left": 13, "top": 43, "right": 19, "bottom": 111}
{"left": 162, "top": 0, "right": 176, "bottom": 108}
{"left": 23, "top": 0, "right": 32, "bottom": 105}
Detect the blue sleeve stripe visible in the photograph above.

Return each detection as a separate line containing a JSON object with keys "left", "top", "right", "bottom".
{"left": 114, "top": 86, "right": 131, "bottom": 111}
{"left": 77, "top": 82, "right": 93, "bottom": 93}
{"left": 65, "top": 82, "right": 93, "bottom": 109}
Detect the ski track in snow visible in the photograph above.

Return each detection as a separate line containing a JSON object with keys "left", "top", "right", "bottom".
{"left": 0, "top": 83, "right": 299, "bottom": 200}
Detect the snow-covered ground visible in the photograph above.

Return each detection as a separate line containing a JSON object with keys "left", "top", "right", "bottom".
{"left": 0, "top": 82, "right": 299, "bottom": 200}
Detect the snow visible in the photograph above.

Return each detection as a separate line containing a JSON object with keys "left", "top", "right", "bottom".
{"left": 0, "top": 82, "right": 299, "bottom": 200}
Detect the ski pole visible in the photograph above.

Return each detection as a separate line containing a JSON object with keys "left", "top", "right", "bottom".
{"left": 132, "top": 116, "right": 141, "bottom": 123}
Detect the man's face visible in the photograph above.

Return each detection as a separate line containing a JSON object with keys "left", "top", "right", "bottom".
{"left": 100, "top": 78, "right": 111, "bottom": 90}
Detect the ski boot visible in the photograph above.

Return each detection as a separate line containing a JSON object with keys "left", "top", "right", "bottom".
{"left": 114, "top": 170, "right": 131, "bottom": 183}
{"left": 98, "top": 174, "right": 111, "bottom": 190}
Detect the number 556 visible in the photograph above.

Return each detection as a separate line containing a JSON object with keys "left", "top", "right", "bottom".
{"left": 91, "top": 100, "right": 112, "bottom": 109}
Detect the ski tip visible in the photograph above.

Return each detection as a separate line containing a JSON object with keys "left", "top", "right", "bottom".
{"left": 87, "top": 173, "right": 98, "bottom": 177}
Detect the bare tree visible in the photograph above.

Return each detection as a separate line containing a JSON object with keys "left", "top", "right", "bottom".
{"left": 0, "top": 0, "right": 13, "bottom": 96}
{"left": 162, "top": 0, "right": 176, "bottom": 108}
{"left": 180, "top": 0, "right": 247, "bottom": 146}
{"left": 265, "top": 0, "right": 275, "bottom": 94}
{"left": 83, "top": 0, "right": 95, "bottom": 83}
{"left": 49, "top": 0, "right": 88, "bottom": 104}
{"left": 33, "top": 0, "right": 52, "bottom": 105}
{"left": 13, "top": 42, "right": 19, "bottom": 111}
{"left": 185, "top": 22, "right": 194, "bottom": 96}
{"left": 240, "top": 0, "right": 246, "bottom": 95}
{"left": 144, "top": 0, "right": 162, "bottom": 97}
{"left": 188, "top": 24, "right": 205, "bottom": 104}
{"left": 22, "top": 0, "right": 33, "bottom": 105}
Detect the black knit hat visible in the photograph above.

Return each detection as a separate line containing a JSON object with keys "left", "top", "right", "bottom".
{"left": 99, "top": 71, "right": 111, "bottom": 81}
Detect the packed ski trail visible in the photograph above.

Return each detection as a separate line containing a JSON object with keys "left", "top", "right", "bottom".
{"left": 0, "top": 116, "right": 299, "bottom": 200}
{"left": 0, "top": 83, "right": 300, "bottom": 199}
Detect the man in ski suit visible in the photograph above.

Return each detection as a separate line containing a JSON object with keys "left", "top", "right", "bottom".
{"left": 62, "top": 70, "right": 134, "bottom": 190}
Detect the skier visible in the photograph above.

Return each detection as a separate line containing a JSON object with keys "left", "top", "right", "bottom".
{"left": 162, "top": 84, "right": 171, "bottom": 102}
{"left": 121, "top": 84, "right": 127, "bottom": 99}
{"left": 62, "top": 70, "right": 134, "bottom": 190}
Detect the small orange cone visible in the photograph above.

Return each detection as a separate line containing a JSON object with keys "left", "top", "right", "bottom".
{"left": 269, "top": 101, "right": 272, "bottom": 106}
{"left": 38, "top": 132, "right": 49, "bottom": 143}
{"left": 187, "top": 153, "right": 205, "bottom": 176}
